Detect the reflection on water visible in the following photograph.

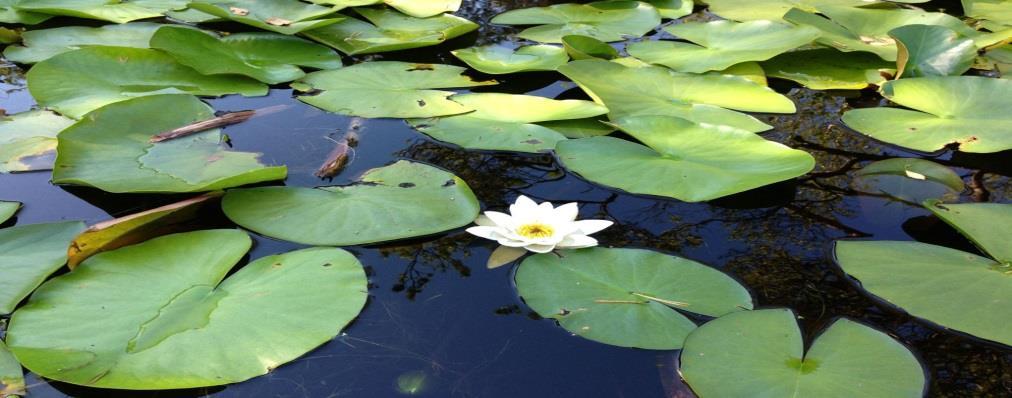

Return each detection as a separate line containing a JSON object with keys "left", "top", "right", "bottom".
{"left": 1, "top": 1, "right": 1010, "bottom": 397}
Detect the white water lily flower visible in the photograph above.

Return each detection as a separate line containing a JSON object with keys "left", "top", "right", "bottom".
{"left": 466, "top": 195, "right": 613, "bottom": 254}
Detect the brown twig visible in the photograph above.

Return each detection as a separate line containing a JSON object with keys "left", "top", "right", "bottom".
{"left": 150, "top": 110, "right": 255, "bottom": 143}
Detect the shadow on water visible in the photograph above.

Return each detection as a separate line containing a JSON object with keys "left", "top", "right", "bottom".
{"left": 1, "top": 1, "right": 1010, "bottom": 397}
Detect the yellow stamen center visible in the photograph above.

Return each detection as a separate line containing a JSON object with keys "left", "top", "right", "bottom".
{"left": 517, "top": 223, "right": 554, "bottom": 239}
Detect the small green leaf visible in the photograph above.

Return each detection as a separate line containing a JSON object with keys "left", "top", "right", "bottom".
{"left": 561, "top": 35, "right": 619, "bottom": 60}
{"left": 452, "top": 44, "right": 569, "bottom": 74}
{"left": 0, "top": 201, "right": 19, "bottom": 224}
{"left": 303, "top": 8, "right": 476, "bottom": 55}
{"left": 0, "top": 221, "right": 85, "bottom": 314}
{"left": 189, "top": 0, "right": 345, "bottom": 35}
{"left": 0, "top": 110, "right": 75, "bottom": 173}
{"left": 491, "top": 1, "right": 661, "bottom": 43}
{"left": 925, "top": 200, "right": 1012, "bottom": 262}
{"left": 3, "top": 22, "right": 160, "bottom": 64}
{"left": 0, "top": 340, "right": 24, "bottom": 397}
{"left": 891, "top": 24, "right": 976, "bottom": 77}
{"left": 761, "top": 48, "right": 893, "bottom": 90}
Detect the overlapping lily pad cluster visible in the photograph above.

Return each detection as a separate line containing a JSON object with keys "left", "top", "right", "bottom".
{"left": 0, "top": 0, "right": 1009, "bottom": 396}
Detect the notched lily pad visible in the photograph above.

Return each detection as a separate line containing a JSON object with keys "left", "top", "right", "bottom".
{"left": 53, "top": 94, "right": 286, "bottom": 193}
{"left": 7, "top": 229, "right": 368, "bottom": 389}
{"left": 760, "top": 48, "right": 893, "bottom": 90}
{"left": 516, "top": 247, "right": 753, "bottom": 349}
{"left": 3, "top": 22, "right": 161, "bottom": 64}
{"left": 452, "top": 44, "right": 569, "bottom": 74}
{"left": 891, "top": 24, "right": 976, "bottom": 78}
{"left": 222, "top": 161, "right": 480, "bottom": 246}
{"left": 0, "top": 221, "right": 85, "bottom": 315}
{"left": 189, "top": 0, "right": 345, "bottom": 34}
{"left": 490, "top": 0, "right": 662, "bottom": 43}
{"left": 680, "top": 309, "right": 926, "bottom": 398}
{"left": 561, "top": 35, "right": 619, "bottom": 60}
{"left": 0, "top": 110, "right": 75, "bottom": 173}
{"left": 303, "top": 8, "right": 477, "bottom": 55}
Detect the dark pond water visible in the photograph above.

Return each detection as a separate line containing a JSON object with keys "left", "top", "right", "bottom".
{"left": 1, "top": 1, "right": 1010, "bottom": 397}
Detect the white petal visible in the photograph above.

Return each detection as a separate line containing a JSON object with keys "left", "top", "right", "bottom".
{"left": 553, "top": 202, "right": 579, "bottom": 222}
{"left": 573, "top": 219, "right": 613, "bottom": 235}
{"left": 556, "top": 234, "right": 598, "bottom": 249}
{"left": 497, "top": 237, "right": 531, "bottom": 247}
{"left": 466, "top": 226, "right": 502, "bottom": 240}
{"left": 473, "top": 214, "right": 496, "bottom": 227}
{"left": 524, "top": 243, "right": 556, "bottom": 253}
{"left": 509, "top": 195, "right": 539, "bottom": 218}
{"left": 483, "top": 211, "right": 515, "bottom": 229}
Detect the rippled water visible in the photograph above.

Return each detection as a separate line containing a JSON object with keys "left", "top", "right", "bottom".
{"left": 1, "top": 1, "right": 1009, "bottom": 397}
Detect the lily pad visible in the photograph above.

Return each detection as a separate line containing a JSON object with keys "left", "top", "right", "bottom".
{"left": 0, "top": 340, "right": 23, "bottom": 398}
{"left": 295, "top": 61, "right": 495, "bottom": 118}
{"left": 0, "top": 110, "right": 75, "bottom": 173}
{"left": 854, "top": 158, "right": 963, "bottom": 202}
{"left": 891, "top": 24, "right": 976, "bottom": 78}
{"left": 556, "top": 116, "right": 816, "bottom": 202}
{"left": 0, "top": 221, "right": 85, "bottom": 314}
{"left": 557, "top": 59, "right": 794, "bottom": 132}
{"left": 539, "top": 118, "right": 616, "bottom": 138}
{"left": 189, "top": 0, "right": 345, "bottom": 35}
{"left": 312, "top": 0, "right": 461, "bottom": 18}
{"left": 14, "top": 0, "right": 175, "bottom": 23}
{"left": 841, "top": 76, "right": 1012, "bottom": 153}
{"left": 680, "top": 309, "right": 926, "bottom": 398}
{"left": 490, "top": 1, "right": 662, "bottom": 43}
{"left": 303, "top": 8, "right": 477, "bottom": 55}
{"left": 644, "top": 0, "right": 693, "bottom": 19}
{"left": 150, "top": 26, "right": 342, "bottom": 84}
{"left": 53, "top": 94, "right": 286, "bottom": 193}
{"left": 223, "top": 161, "right": 480, "bottom": 246}
{"left": 452, "top": 44, "right": 569, "bottom": 74}
{"left": 926, "top": 200, "right": 1012, "bottom": 261}
{"left": 627, "top": 20, "right": 820, "bottom": 73}
{"left": 561, "top": 35, "right": 619, "bottom": 60}
{"left": 7, "top": 229, "right": 368, "bottom": 389}
{"left": 760, "top": 48, "right": 893, "bottom": 90}
{"left": 67, "top": 192, "right": 223, "bottom": 268}
{"left": 3, "top": 22, "right": 160, "bottom": 64}
{"left": 28, "top": 46, "right": 266, "bottom": 119}
{"left": 0, "top": 0, "right": 51, "bottom": 24}
{"left": 963, "top": 0, "right": 1012, "bottom": 26}
{"left": 835, "top": 234, "right": 1012, "bottom": 345}
{"left": 516, "top": 247, "right": 752, "bottom": 349}
{"left": 409, "top": 93, "right": 607, "bottom": 153}
{"left": 0, "top": 201, "right": 19, "bottom": 224}
{"left": 703, "top": 0, "right": 928, "bottom": 22}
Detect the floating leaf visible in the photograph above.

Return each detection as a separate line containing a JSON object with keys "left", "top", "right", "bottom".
{"left": 891, "top": 24, "right": 976, "bottom": 78}
{"left": 680, "top": 309, "right": 926, "bottom": 398}
{"left": 842, "top": 76, "right": 1012, "bottom": 153}
{"left": 28, "top": 46, "right": 266, "bottom": 119}
{"left": 539, "top": 118, "right": 616, "bottom": 138}
{"left": 409, "top": 93, "right": 606, "bottom": 153}
{"left": 963, "top": 0, "right": 1012, "bottom": 26}
{"left": 0, "top": 0, "right": 51, "bottom": 24}
{"left": 926, "top": 200, "right": 1012, "bottom": 261}
{"left": 311, "top": 0, "right": 461, "bottom": 18}
{"left": 627, "top": 20, "right": 820, "bottom": 73}
{"left": 0, "top": 221, "right": 85, "bottom": 314}
{"left": 150, "top": 26, "right": 342, "bottom": 84}
{"left": 0, "top": 110, "right": 75, "bottom": 173}
{"left": 760, "top": 48, "right": 893, "bottom": 89}
{"left": 516, "top": 247, "right": 752, "bottom": 349}
{"left": 703, "top": 0, "right": 928, "bottom": 22}
{"left": 3, "top": 22, "right": 160, "bottom": 64}
{"left": 0, "top": 340, "right": 23, "bottom": 398}
{"left": 14, "top": 0, "right": 174, "bottom": 23}
{"left": 303, "top": 8, "right": 477, "bottom": 55}
{"left": 490, "top": 1, "right": 661, "bottom": 43}
{"left": 561, "top": 35, "right": 619, "bottom": 60}
{"left": 556, "top": 116, "right": 815, "bottom": 202}
{"left": 223, "top": 161, "right": 480, "bottom": 246}
{"left": 557, "top": 59, "right": 794, "bottom": 132}
{"left": 53, "top": 95, "right": 286, "bottom": 193}
{"left": 452, "top": 44, "right": 569, "bottom": 74}
{"left": 857, "top": 158, "right": 964, "bottom": 191}
{"left": 295, "top": 61, "right": 495, "bottom": 118}
{"left": 68, "top": 192, "right": 223, "bottom": 269}
{"left": 0, "top": 201, "right": 19, "bottom": 224}
{"left": 487, "top": 245, "right": 526, "bottom": 269}
{"left": 644, "top": 0, "right": 693, "bottom": 19}
{"left": 189, "top": 0, "right": 345, "bottom": 34}
{"left": 7, "top": 229, "right": 368, "bottom": 389}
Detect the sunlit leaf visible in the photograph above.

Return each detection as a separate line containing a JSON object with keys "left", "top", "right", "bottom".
{"left": 14, "top": 0, "right": 178, "bottom": 23}
{"left": 490, "top": 1, "right": 661, "bottom": 43}
{"left": 0, "top": 201, "right": 19, "bottom": 224}
{"left": 311, "top": 0, "right": 461, "bottom": 18}
{"left": 761, "top": 48, "right": 893, "bottom": 89}
{"left": 0, "top": 221, "right": 85, "bottom": 314}
{"left": 644, "top": 0, "right": 693, "bottom": 19}
{"left": 0, "top": 340, "right": 23, "bottom": 397}
{"left": 189, "top": 0, "right": 345, "bottom": 34}
{"left": 0, "top": 0, "right": 51, "bottom": 24}
{"left": 891, "top": 24, "right": 976, "bottom": 77}
{"left": 3, "top": 22, "right": 160, "bottom": 64}
{"left": 303, "top": 8, "right": 477, "bottom": 55}
{"left": 561, "top": 35, "right": 619, "bottom": 60}
{"left": 452, "top": 44, "right": 568, "bottom": 74}
{"left": 704, "top": 0, "right": 930, "bottom": 22}
{"left": 0, "top": 110, "right": 75, "bottom": 173}
{"left": 925, "top": 199, "right": 1012, "bottom": 261}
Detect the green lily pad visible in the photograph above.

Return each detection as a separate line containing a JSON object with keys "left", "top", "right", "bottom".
{"left": 452, "top": 44, "right": 568, "bottom": 74}
{"left": 295, "top": 61, "right": 495, "bottom": 118}
{"left": 926, "top": 200, "right": 1012, "bottom": 262}
{"left": 785, "top": 5, "right": 975, "bottom": 61}
{"left": 14, "top": 0, "right": 177, "bottom": 23}
{"left": 409, "top": 93, "right": 606, "bottom": 153}
{"left": 0, "top": 110, "right": 75, "bottom": 173}
{"left": 556, "top": 116, "right": 815, "bottom": 202}
{"left": 760, "top": 48, "right": 893, "bottom": 89}
{"left": 0, "top": 201, "right": 19, "bottom": 224}
{"left": 538, "top": 118, "right": 616, "bottom": 138}
{"left": 27, "top": 46, "right": 266, "bottom": 119}
{"left": 680, "top": 309, "right": 926, "bottom": 398}
{"left": 311, "top": 0, "right": 461, "bottom": 18}
{"left": 0, "top": 0, "right": 51, "bottom": 24}
{"left": 854, "top": 158, "right": 964, "bottom": 202}
{"left": 516, "top": 247, "right": 752, "bottom": 349}
{"left": 53, "top": 94, "right": 286, "bottom": 193}
{"left": 842, "top": 76, "right": 1012, "bottom": 153}
{"left": 561, "top": 35, "right": 619, "bottom": 60}
{"left": 627, "top": 20, "right": 820, "bottom": 73}
{"left": 0, "top": 340, "right": 23, "bottom": 397}
{"left": 223, "top": 161, "right": 480, "bottom": 246}
{"left": 303, "top": 8, "right": 477, "bottom": 55}
{"left": 644, "top": 0, "right": 693, "bottom": 19}
{"left": 963, "top": 0, "right": 1012, "bottom": 26}
{"left": 3, "top": 22, "right": 160, "bottom": 64}
{"left": 7, "top": 229, "right": 368, "bottom": 389}
{"left": 891, "top": 24, "right": 976, "bottom": 78}
{"left": 189, "top": 0, "right": 345, "bottom": 35}
{"left": 703, "top": 0, "right": 928, "bottom": 22}
{"left": 150, "top": 26, "right": 342, "bottom": 84}
{"left": 557, "top": 59, "right": 794, "bottom": 133}
{"left": 0, "top": 221, "right": 85, "bottom": 314}
{"left": 490, "top": 1, "right": 661, "bottom": 43}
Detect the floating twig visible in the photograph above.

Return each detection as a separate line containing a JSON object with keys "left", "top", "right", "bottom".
{"left": 150, "top": 111, "right": 255, "bottom": 143}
